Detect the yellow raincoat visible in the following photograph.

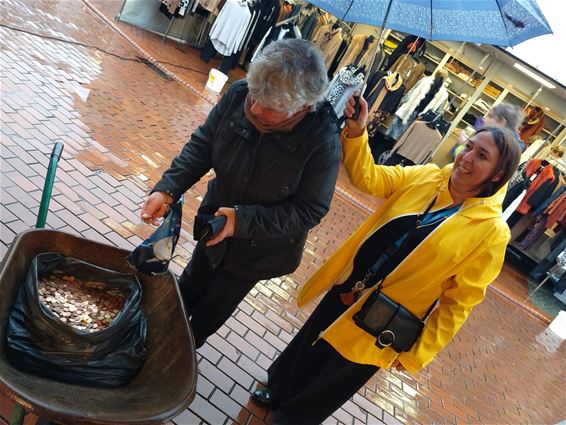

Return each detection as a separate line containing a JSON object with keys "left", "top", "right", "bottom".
{"left": 297, "top": 130, "right": 510, "bottom": 374}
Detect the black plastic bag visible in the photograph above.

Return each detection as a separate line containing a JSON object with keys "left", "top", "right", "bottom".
{"left": 5, "top": 253, "right": 147, "bottom": 387}
{"left": 127, "top": 197, "right": 183, "bottom": 275}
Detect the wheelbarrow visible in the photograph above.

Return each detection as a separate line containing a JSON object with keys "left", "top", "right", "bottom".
{"left": 0, "top": 143, "right": 197, "bottom": 424}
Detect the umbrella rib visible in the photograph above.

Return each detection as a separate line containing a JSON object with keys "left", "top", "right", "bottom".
{"left": 341, "top": 0, "right": 355, "bottom": 22}
{"left": 430, "top": 0, "right": 433, "bottom": 40}
{"left": 494, "top": 0, "right": 512, "bottom": 46}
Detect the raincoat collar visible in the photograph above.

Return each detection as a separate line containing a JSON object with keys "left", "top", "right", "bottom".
{"left": 436, "top": 164, "right": 506, "bottom": 220}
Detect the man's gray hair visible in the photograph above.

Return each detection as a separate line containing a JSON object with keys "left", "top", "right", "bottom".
{"left": 247, "top": 39, "right": 329, "bottom": 115}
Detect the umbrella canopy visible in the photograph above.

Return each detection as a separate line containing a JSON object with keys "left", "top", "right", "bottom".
{"left": 307, "top": 0, "right": 552, "bottom": 47}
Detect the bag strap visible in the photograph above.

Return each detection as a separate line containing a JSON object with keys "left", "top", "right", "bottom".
{"left": 347, "top": 195, "right": 443, "bottom": 319}
{"left": 368, "top": 194, "right": 439, "bottom": 290}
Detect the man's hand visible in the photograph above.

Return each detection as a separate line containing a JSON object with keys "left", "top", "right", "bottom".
{"left": 141, "top": 191, "right": 173, "bottom": 226}
{"left": 343, "top": 91, "right": 369, "bottom": 138}
{"left": 207, "top": 207, "right": 236, "bottom": 246}
{"left": 390, "top": 359, "right": 406, "bottom": 372}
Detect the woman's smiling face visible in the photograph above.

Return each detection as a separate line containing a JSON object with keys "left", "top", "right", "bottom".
{"left": 451, "top": 131, "right": 503, "bottom": 196}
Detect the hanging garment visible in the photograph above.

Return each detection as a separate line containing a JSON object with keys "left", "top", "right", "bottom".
{"left": 387, "top": 76, "right": 449, "bottom": 140}
{"left": 517, "top": 161, "right": 557, "bottom": 214}
{"left": 520, "top": 107, "right": 545, "bottom": 142}
{"left": 301, "top": 12, "right": 319, "bottom": 40}
{"left": 313, "top": 27, "right": 344, "bottom": 69}
{"left": 387, "top": 120, "right": 442, "bottom": 165}
{"left": 336, "top": 34, "right": 369, "bottom": 71}
{"left": 394, "top": 75, "right": 434, "bottom": 124}
{"left": 159, "top": 0, "right": 191, "bottom": 18}
{"left": 199, "top": 0, "right": 222, "bottom": 12}
{"left": 208, "top": 0, "right": 252, "bottom": 56}
{"left": 389, "top": 54, "right": 425, "bottom": 92}
{"left": 532, "top": 185, "right": 566, "bottom": 218}
{"left": 250, "top": 23, "right": 300, "bottom": 62}
{"left": 382, "top": 35, "right": 426, "bottom": 72}
{"left": 328, "top": 39, "right": 349, "bottom": 77}
{"left": 353, "top": 37, "right": 379, "bottom": 72}
{"left": 520, "top": 216, "right": 548, "bottom": 250}
{"left": 218, "top": 7, "right": 262, "bottom": 73}
{"left": 544, "top": 190, "right": 566, "bottom": 229}
{"left": 367, "top": 73, "right": 404, "bottom": 112}
{"left": 503, "top": 191, "right": 527, "bottom": 221}
{"left": 242, "top": 0, "right": 280, "bottom": 63}
{"left": 395, "top": 76, "right": 449, "bottom": 124}
{"left": 325, "top": 66, "right": 364, "bottom": 117}
{"left": 311, "top": 23, "right": 331, "bottom": 45}
{"left": 366, "top": 74, "right": 405, "bottom": 137}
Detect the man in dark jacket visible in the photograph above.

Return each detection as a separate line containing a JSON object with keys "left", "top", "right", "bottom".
{"left": 141, "top": 39, "right": 341, "bottom": 347}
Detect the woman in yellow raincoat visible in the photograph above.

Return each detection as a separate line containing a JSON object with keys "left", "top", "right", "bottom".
{"left": 252, "top": 93, "right": 522, "bottom": 425}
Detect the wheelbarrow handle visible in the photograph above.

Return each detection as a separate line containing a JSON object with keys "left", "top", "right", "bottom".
{"left": 36, "top": 142, "right": 64, "bottom": 229}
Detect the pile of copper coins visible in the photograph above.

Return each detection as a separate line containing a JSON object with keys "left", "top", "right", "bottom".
{"left": 38, "top": 275, "right": 128, "bottom": 333}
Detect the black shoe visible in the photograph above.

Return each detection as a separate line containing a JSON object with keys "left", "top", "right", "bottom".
{"left": 251, "top": 388, "right": 274, "bottom": 407}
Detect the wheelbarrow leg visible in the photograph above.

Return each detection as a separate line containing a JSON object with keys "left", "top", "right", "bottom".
{"left": 10, "top": 404, "right": 27, "bottom": 425}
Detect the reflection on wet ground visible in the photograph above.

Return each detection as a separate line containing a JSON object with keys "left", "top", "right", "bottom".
{"left": 1, "top": 0, "right": 565, "bottom": 423}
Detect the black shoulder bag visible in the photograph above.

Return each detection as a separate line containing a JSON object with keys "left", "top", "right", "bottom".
{"left": 344, "top": 197, "right": 440, "bottom": 353}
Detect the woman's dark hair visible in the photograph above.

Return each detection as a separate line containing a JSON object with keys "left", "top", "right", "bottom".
{"left": 472, "top": 126, "right": 521, "bottom": 197}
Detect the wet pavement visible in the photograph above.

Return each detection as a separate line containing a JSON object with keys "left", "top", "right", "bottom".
{"left": 1, "top": 1, "right": 565, "bottom": 424}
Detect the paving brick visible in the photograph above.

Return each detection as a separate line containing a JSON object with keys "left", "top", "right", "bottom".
{"left": 353, "top": 393, "right": 384, "bottom": 421}
{"left": 5, "top": 171, "right": 40, "bottom": 193}
{"left": 199, "top": 358, "right": 235, "bottom": 394}
{"left": 196, "top": 375, "right": 216, "bottom": 399}
{"left": 218, "top": 357, "right": 254, "bottom": 391}
{"left": 226, "top": 315, "right": 248, "bottom": 337}
{"left": 0, "top": 223, "right": 17, "bottom": 245}
{"left": 207, "top": 334, "right": 240, "bottom": 362}
{"left": 188, "top": 394, "right": 228, "bottom": 425}
{"left": 198, "top": 342, "right": 222, "bottom": 366}
{"left": 210, "top": 388, "right": 248, "bottom": 422}
{"left": 229, "top": 384, "right": 268, "bottom": 421}
{"left": 227, "top": 332, "right": 260, "bottom": 362}
{"left": 235, "top": 355, "right": 267, "bottom": 384}
{"left": 4, "top": 203, "right": 37, "bottom": 227}
{"left": 172, "top": 409, "right": 203, "bottom": 425}
{"left": 243, "top": 330, "right": 278, "bottom": 360}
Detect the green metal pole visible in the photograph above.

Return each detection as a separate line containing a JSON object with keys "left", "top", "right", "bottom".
{"left": 10, "top": 404, "right": 27, "bottom": 425}
{"left": 36, "top": 142, "right": 64, "bottom": 229}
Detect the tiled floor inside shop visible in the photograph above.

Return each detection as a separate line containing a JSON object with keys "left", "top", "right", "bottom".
{"left": 1, "top": 1, "right": 565, "bottom": 424}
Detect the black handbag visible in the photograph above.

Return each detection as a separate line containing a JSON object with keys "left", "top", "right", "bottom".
{"left": 343, "top": 196, "right": 441, "bottom": 353}
{"left": 353, "top": 286, "right": 436, "bottom": 352}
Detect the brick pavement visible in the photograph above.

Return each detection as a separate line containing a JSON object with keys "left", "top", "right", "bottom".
{"left": 1, "top": 1, "right": 565, "bottom": 424}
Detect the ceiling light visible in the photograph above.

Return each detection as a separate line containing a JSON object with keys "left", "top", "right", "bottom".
{"left": 513, "top": 63, "right": 556, "bottom": 89}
